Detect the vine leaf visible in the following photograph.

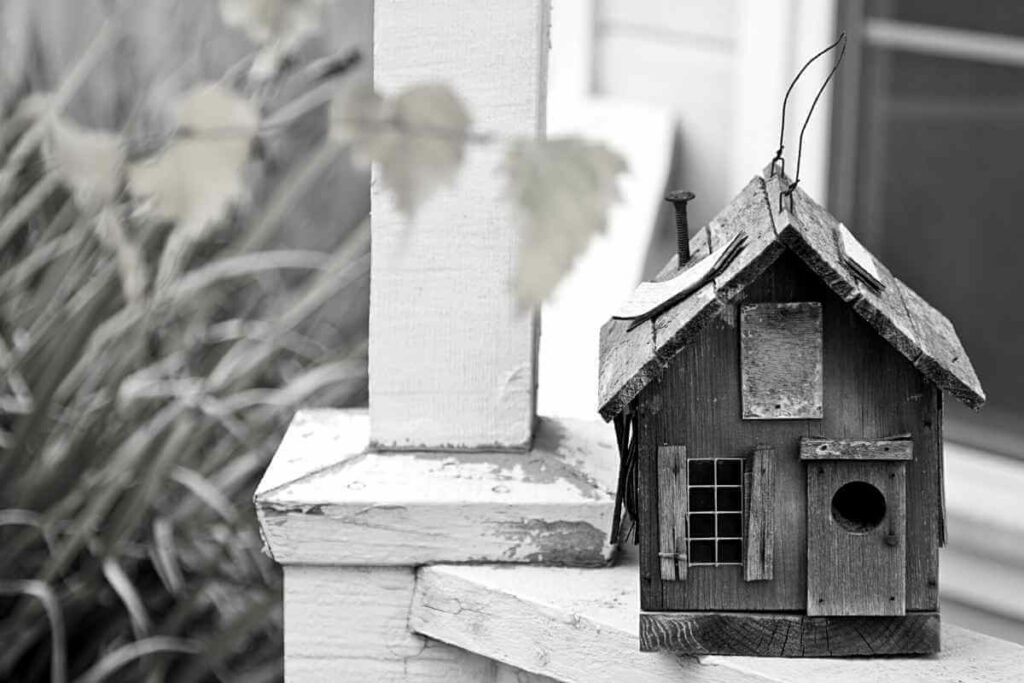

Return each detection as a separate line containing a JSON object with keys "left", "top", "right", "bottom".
{"left": 219, "top": 0, "right": 325, "bottom": 80}
{"left": 502, "top": 136, "right": 628, "bottom": 307}
{"left": 127, "top": 84, "right": 258, "bottom": 288}
{"left": 18, "top": 94, "right": 124, "bottom": 212}
{"left": 331, "top": 82, "right": 471, "bottom": 217}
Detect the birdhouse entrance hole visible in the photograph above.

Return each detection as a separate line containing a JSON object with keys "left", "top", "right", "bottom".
{"left": 831, "top": 481, "right": 887, "bottom": 533}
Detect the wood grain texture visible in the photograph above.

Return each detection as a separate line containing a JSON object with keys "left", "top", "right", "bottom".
{"left": 744, "top": 445, "right": 774, "bottom": 581}
{"left": 415, "top": 559, "right": 1024, "bottom": 681}
{"left": 284, "top": 565, "right": 552, "bottom": 682}
{"left": 800, "top": 437, "right": 913, "bottom": 461}
{"left": 807, "top": 461, "right": 907, "bottom": 616}
{"left": 639, "top": 251, "right": 941, "bottom": 612}
{"left": 639, "top": 611, "right": 940, "bottom": 657}
{"left": 257, "top": 411, "right": 617, "bottom": 566}
{"left": 740, "top": 302, "right": 823, "bottom": 419}
{"left": 706, "top": 176, "right": 785, "bottom": 304}
{"left": 414, "top": 560, "right": 769, "bottom": 683}
{"left": 656, "top": 445, "right": 687, "bottom": 580}
{"left": 897, "top": 278, "right": 986, "bottom": 409}
{"left": 369, "top": 0, "right": 549, "bottom": 449}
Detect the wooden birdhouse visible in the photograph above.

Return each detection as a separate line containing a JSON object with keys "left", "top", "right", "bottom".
{"left": 598, "top": 167, "right": 985, "bottom": 657}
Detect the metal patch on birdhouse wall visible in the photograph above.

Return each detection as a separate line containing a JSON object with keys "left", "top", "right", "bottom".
{"left": 740, "top": 302, "right": 823, "bottom": 419}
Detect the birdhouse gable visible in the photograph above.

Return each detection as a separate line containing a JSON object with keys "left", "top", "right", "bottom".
{"left": 598, "top": 169, "right": 985, "bottom": 421}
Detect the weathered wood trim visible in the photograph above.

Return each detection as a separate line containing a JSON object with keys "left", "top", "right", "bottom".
{"left": 256, "top": 410, "right": 617, "bottom": 566}
{"left": 744, "top": 445, "right": 774, "bottom": 581}
{"left": 285, "top": 565, "right": 551, "bottom": 682}
{"left": 806, "top": 461, "right": 907, "bottom": 616}
{"left": 639, "top": 611, "right": 940, "bottom": 657}
{"left": 740, "top": 302, "right": 823, "bottom": 420}
{"left": 800, "top": 437, "right": 913, "bottom": 461}
{"left": 412, "top": 558, "right": 1024, "bottom": 681}
{"left": 657, "top": 445, "right": 687, "bottom": 581}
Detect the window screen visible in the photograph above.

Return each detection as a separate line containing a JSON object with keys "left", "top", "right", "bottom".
{"left": 832, "top": 1, "right": 1024, "bottom": 455}
{"left": 687, "top": 458, "right": 743, "bottom": 566}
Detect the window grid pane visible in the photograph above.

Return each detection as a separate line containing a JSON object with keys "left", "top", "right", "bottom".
{"left": 687, "top": 457, "right": 744, "bottom": 567}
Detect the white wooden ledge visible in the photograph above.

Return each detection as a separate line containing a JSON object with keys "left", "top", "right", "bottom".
{"left": 255, "top": 409, "right": 618, "bottom": 566}
{"left": 410, "top": 548, "right": 1024, "bottom": 683}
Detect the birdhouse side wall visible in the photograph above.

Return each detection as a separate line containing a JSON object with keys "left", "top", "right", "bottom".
{"left": 636, "top": 251, "right": 942, "bottom": 613}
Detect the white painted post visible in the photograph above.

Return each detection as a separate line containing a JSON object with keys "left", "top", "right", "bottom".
{"left": 369, "top": 0, "right": 549, "bottom": 450}
{"left": 257, "top": 3, "right": 616, "bottom": 679}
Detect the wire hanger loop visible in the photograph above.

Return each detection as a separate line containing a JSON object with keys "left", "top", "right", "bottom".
{"left": 771, "top": 32, "right": 848, "bottom": 212}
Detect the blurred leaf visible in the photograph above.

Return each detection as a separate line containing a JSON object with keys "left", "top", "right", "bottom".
{"left": 502, "top": 136, "right": 627, "bottom": 307}
{"left": 17, "top": 96, "right": 125, "bottom": 212}
{"left": 151, "top": 519, "right": 184, "bottom": 596}
{"left": 0, "top": 335, "right": 33, "bottom": 417}
{"left": 127, "top": 83, "right": 258, "bottom": 288}
{"left": 101, "top": 557, "right": 151, "bottom": 639}
{"left": 0, "top": 18, "right": 117, "bottom": 200}
{"left": 0, "top": 510, "right": 54, "bottom": 557}
{"left": 170, "top": 467, "right": 237, "bottom": 524}
{"left": 0, "top": 174, "right": 60, "bottom": 254}
{"left": 73, "top": 636, "right": 196, "bottom": 683}
{"left": 332, "top": 82, "right": 470, "bottom": 216}
{"left": 0, "top": 580, "right": 66, "bottom": 683}
{"left": 219, "top": 0, "right": 325, "bottom": 80}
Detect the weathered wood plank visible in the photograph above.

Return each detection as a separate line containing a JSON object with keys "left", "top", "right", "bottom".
{"left": 413, "top": 561, "right": 771, "bottom": 683}
{"left": 764, "top": 172, "right": 860, "bottom": 304}
{"left": 800, "top": 437, "right": 914, "bottom": 461}
{"left": 837, "top": 222, "right": 883, "bottom": 291}
{"left": 639, "top": 611, "right": 940, "bottom": 656}
{"left": 598, "top": 317, "right": 658, "bottom": 421}
{"left": 807, "top": 461, "right": 907, "bottom": 616}
{"left": 740, "top": 302, "right": 823, "bottom": 419}
{"left": 744, "top": 445, "right": 774, "bottom": 581}
{"left": 656, "top": 445, "right": 687, "bottom": 581}
{"left": 285, "top": 565, "right": 552, "bottom": 682}
{"left": 416, "top": 561, "right": 1024, "bottom": 679}
{"left": 710, "top": 176, "right": 785, "bottom": 303}
{"left": 613, "top": 236, "right": 743, "bottom": 321}
{"left": 257, "top": 411, "right": 617, "bottom": 566}
{"left": 897, "top": 278, "right": 986, "bottom": 409}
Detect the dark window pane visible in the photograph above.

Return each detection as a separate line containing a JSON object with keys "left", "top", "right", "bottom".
{"left": 867, "top": 0, "right": 1024, "bottom": 40}
{"left": 718, "top": 539, "right": 742, "bottom": 564}
{"left": 717, "top": 459, "right": 742, "bottom": 484}
{"left": 690, "top": 540, "right": 715, "bottom": 564}
{"left": 718, "top": 513, "right": 742, "bottom": 538}
{"left": 717, "top": 487, "right": 742, "bottom": 512}
{"left": 689, "top": 459, "right": 714, "bottom": 485}
{"left": 689, "top": 513, "right": 715, "bottom": 539}
{"left": 689, "top": 487, "right": 714, "bottom": 512}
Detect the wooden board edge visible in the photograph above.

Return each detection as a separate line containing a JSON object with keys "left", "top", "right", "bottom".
{"left": 639, "top": 611, "right": 940, "bottom": 657}
{"left": 799, "top": 438, "right": 914, "bottom": 461}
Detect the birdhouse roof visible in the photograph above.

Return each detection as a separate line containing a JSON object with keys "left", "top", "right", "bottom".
{"left": 598, "top": 169, "right": 985, "bottom": 421}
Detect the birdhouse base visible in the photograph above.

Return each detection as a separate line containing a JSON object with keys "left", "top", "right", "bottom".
{"left": 639, "top": 611, "right": 940, "bottom": 657}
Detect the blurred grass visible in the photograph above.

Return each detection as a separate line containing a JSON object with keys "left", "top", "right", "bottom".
{"left": 0, "top": 4, "right": 372, "bottom": 680}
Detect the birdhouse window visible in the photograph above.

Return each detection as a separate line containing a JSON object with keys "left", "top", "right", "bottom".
{"left": 687, "top": 458, "right": 743, "bottom": 566}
